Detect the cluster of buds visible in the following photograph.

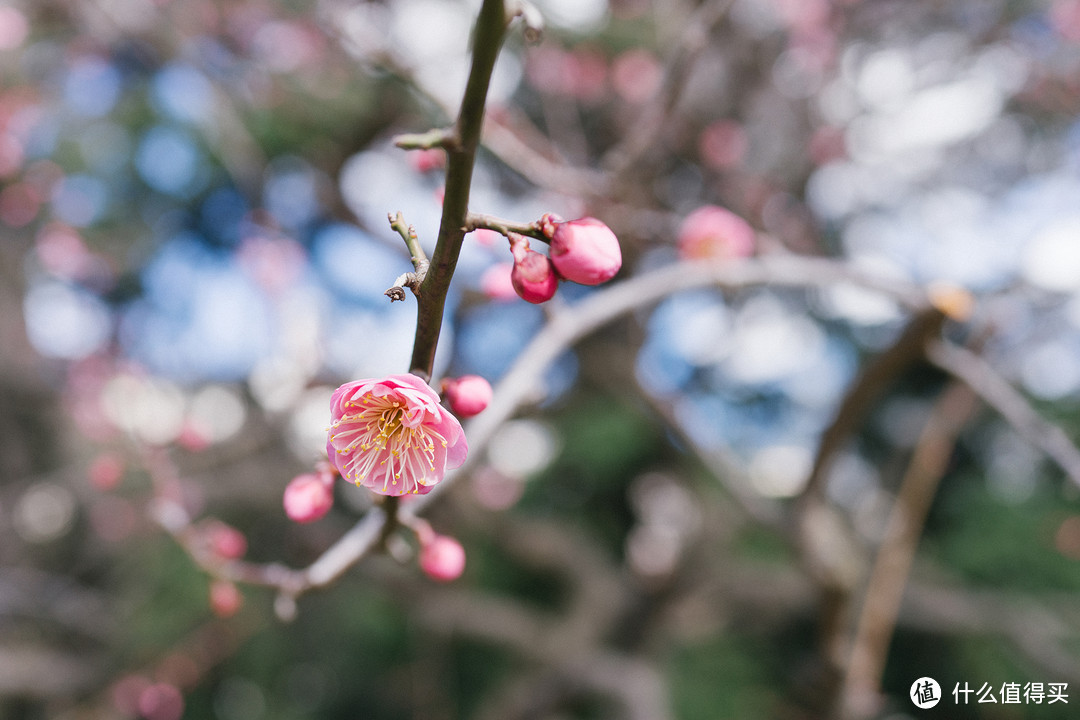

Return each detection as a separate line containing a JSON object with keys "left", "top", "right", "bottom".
{"left": 505, "top": 215, "right": 623, "bottom": 304}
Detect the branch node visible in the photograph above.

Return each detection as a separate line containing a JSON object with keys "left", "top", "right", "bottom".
{"left": 393, "top": 127, "right": 453, "bottom": 150}
{"left": 509, "top": 0, "right": 544, "bottom": 43}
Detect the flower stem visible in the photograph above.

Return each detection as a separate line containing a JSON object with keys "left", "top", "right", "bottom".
{"left": 409, "top": 0, "right": 511, "bottom": 378}
{"left": 466, "top": 211, "right": 548, "bottom": 243}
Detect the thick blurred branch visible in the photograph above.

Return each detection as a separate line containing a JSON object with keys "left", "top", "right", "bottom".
{"left": 837, "top": 382, "right": 978, "bottom": 720}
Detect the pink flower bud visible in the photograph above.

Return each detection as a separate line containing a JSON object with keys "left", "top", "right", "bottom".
{"left": 283, "top": 472, "right": 334, "bottom": 523}
{"left": 138, "top": 682, "right": 184, "bottom": 720}
{"left": 209, "top": 579, "right": 243, "bottom": 618}
{"left": 88, "top": 452, "right": 124, "bottom": 490}
{"left": 440, "top": 375, "right": 493, "bottom": 418}
{"left": 544, "top": 216, "right": 622, "bottom": 285}
{"left": 204, "top": 520, "right": 247, "bottom": 560}
{"left": 419, "top": 534, "right": 466, "bottom": 582}
{"left": 677, "top": 205, "right": 755, "bottom": 260}
{"left": 510, "top": 234, "right": 558, "bottom": 303}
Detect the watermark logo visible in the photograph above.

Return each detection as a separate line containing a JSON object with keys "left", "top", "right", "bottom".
{"left": 911, "top": 677, "right": 942, "bottom": 709}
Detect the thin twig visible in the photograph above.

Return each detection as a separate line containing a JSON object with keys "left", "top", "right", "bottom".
{"left": 465, "top": 211, "right": 547, "bottom": 242}
{"left": 385, "top": 212, "right": 430, "bottom": 300}
{"left": 926, "top": 340, "right": 1080, "bottom": 490}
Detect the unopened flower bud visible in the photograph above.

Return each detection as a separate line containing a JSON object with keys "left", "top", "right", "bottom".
{"left": 510, "top": 234, "right": 558, "bottom": 303}
{"left": 138, "top": 682, "right": 184, "bottom": 720}
{"left": 88, "top": 452, "right": 124, "bottom": 491}
{"left": 543, "top": 216, "right": 622, "bottom": 285}
{"left": 209, "top": 580, "right": 243, "bottom": 618}
{"left": 283, "top": 472, "right": 334, "bottom": 523}
{"left": 419, "top": 534, "right": 466, "bottom": 582}
{"left": 203, "top": 520, "right": 247, "bottom": 560}
{"left": 677, "top": 205, "right": 755, "bottom": 260}
{"left": 441, "top": 375, "right": 493, "bottom": 418}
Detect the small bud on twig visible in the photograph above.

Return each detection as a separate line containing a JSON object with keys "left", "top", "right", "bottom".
{"left": 509, "top": 0, "right": 544, "bottom": 44}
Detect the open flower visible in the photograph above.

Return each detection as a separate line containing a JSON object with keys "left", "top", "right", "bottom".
{"left": 326, "top": 374, "right": 467, "bottom": 496}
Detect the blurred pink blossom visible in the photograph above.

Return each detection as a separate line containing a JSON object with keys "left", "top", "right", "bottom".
{"left": 677, "top": 205, "right": 755, "bottom": 261}
{"left": 327, "top": 374, "right": 467, "bottom": 496}
{"left": 480, "top": 262, "right": 519, "bottom": 301}
{"left": 612, "top": 49, "right": 662, "bottom": 103}
{"left": 283, "top": 471, "right": 334, "bottom": 523}
{"left": 138, "top": 682, "right": 184, "bottom": 720}
{"left": 209, "top": 580, "right": 243, "bottom": 618}
{"left": 1052, "top": 0, "right": 1080, "bottom": 41}
{"left": 419, "top": 534, "right": 466, "bottom": 582}
{"left": 698, "top": 120, "right": 748, "bottom": 170}
{"left": 0, "top": 7, "right": 29, "bottom": 51}
{"left": 470, "top": 228, "right": 501, "bottom": 247}
{"left": 202, "top": 520, "right": 247, "bottom": 560}
{"left": 407, "top": 148, "right": 446, "bottom": 174}
{"left": 88, "top": 452, "right": 124, "bottom": 491}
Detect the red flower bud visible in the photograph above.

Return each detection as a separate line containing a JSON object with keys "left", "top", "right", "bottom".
{"left": 510, "top": 234, "right": 558, "bottom": 303}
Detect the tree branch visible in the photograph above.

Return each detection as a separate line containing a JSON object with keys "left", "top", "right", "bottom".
{"left": 410, "top": 0, "right": 511, "bottom": 379}
{"left": 926, "top": 339, "right": 1080, "bottom": 490}
{"left": 837, "top": 382, "right": 978, "bottom": 720}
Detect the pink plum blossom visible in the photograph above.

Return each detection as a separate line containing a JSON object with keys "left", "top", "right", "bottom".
{"left": 419, "top": 534, "right": 466, "bottom": 582}
{"left": 283, "top": 471, "right": 334, "bottom": 523}
{"left": 509, "top": 234, "right": 558, "bottom": 303}
{"left": 698, "top": 120, "right": 748, "bottom": 170}
{"left": 441, "top": 375, "right": 493, "bottom": 418}
{"left": 612, "top": 49, "right": 662, "bottom": 103}
{"left": 327, "top": 374, "right": 467, "bottom": 496}
{"left": 542, "top": 215, "right": 622, "bottom": 285}
{"left": 677, "top": 205, "right": 755, "bottom": 261}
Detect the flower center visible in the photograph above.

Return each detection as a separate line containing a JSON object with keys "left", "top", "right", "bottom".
{"left": 330, "top": 394, "right": 446, "bottom": 494}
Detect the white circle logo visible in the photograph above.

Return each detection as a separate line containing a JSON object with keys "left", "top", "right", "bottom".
{"left": 910, "top": 677, "right": 941, "bottom": 709}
